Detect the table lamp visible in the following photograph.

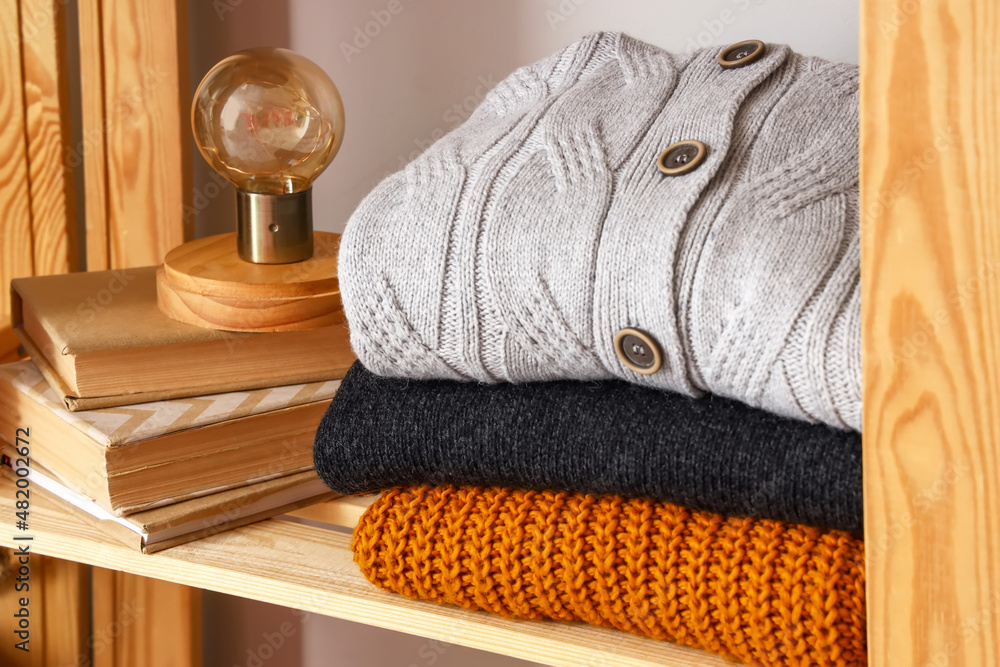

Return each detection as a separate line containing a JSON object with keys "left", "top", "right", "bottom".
{"left": 157, "top": 47, "right": 346, "bottom": 332}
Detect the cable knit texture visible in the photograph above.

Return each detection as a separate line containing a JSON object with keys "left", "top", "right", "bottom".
{"left": 353, "top": 486, "right": 867, "bottom": 667}
{"left": 314, "top": 362, "right": 863, "bottom": 533}
{"left": 339, "top": 32, "right": 861, "bottom": 431}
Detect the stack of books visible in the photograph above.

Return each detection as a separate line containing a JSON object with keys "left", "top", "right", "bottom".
{"left": 0, "top": 267, "right": 355, "bottom": 553}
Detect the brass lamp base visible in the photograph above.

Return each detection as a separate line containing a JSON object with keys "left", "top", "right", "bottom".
{"left": 156, "top": 232, "right": 344, "bottom": 332}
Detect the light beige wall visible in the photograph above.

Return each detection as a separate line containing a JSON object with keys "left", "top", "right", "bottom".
{"left": 191, "top": 0, "right": 858, "bottom": 237}
{"left": 191, "top": 1, "right": 859, "bottom": 665}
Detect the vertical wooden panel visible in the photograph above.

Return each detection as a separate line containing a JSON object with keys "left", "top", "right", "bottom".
{"left": 0, "top": 0, "right": 35, "bottom": 360}
{"left": 2, "top": 4, "right": 87, "bottom": 657}
{"left": 0, "top": 328, "right": 24, "bottom": 364}
{"left": 861, "top": 0, "right": 1000, "bottom": 666}
{"left": 0, "top": 551, "right": 90, "bottom": 667}
{"left": 9, "top": 0, "right": 201, "bottom": 664}
{"left": 80, "top": 1, "right": 201, "bottom": 663}
{"left": 92, "top": 568, "right": 202, "bottom": 667}
{"left": 77, "top": 0, "right": 109, "bottom": 270}
{"left": 19, "top": 0, "right": 77, "bottom": 276}
{"left": 12, "top": 4, "right": 87, "bottom": 654}
{"left": 38, "top": 556, "right": 91, "bottom": 666}
{"left": 97, "top": 0, "right": 191, "bottom": 267}
{"left": 86, "top": 1, "right": 201, "bottom": 661}
{"left": 0, "top": 547, "right": 37, "bottom": 667}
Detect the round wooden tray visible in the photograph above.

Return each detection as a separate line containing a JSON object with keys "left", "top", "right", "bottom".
{"left": 157, "top": 232, "right": 345, "bottom": 332}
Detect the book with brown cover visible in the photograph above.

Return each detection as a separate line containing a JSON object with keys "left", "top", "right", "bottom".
{"left": 10, "top": 266, "right": 355, "bottom": 410}
{"left": 0, "top": 456, "right": 336, "bottom": 554}
{"left": 0, "top": 360, "right": 338, "bottom": 515}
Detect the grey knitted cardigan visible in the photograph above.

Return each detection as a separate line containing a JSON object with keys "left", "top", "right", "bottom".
{"left": 340, "top": 32, "right": 861, "bottom": 431}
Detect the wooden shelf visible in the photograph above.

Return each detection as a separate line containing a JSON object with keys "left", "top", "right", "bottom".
{"left": 0, "top": 476, "right": 729, "bottom": 667}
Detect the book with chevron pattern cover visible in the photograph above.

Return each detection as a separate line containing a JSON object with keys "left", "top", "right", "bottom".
{"left": 0, "top": 360, "right": 339, "bottom": 515}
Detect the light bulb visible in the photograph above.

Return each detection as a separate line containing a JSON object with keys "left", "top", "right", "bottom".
{"left": 192, "top": 47, "right": 345, "bottom": 264}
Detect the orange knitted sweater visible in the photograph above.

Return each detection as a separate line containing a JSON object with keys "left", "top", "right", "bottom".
{"left": 353, "top": 486, "right": 866, "bottom": 667}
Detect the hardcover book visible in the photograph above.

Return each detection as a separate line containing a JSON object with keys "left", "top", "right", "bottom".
{"left": 0, "top": 360, "right": 338, "bottom": 515}
{"left": 10, "top": 266, "right": 354, "bottom": 410}
{"left": 1, "top": 457, "right": 336, "bottom": 554}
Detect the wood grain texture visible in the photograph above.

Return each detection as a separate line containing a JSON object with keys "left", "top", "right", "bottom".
{"left": 285, "top": 494, "right": 378, "bottom": 529}
{"left": 0, "top": 327, "right": 24, "bottom": 364}
{"left": 0, "top": 0, "right": 35, "bottom": 361}
{"left": 37, "top": 556, "right": 91, "bottom": 666}
{"left": 3, "top": 6, "right": 86, "bottom": 661}
{"left": 861, "top": 0, "right": 1000, "bottom": 665}
{"left": 77, "top": 3, "right": 200, "bottom": 661}
{"left": 93, "top": 0, "right": 191, "bottom": 268}
{"left": 0, "top": 478, "right": 730, "bottom": 667}
{"left": 77, "top": 0, "right": 109, "bottom": 271}
{"left": 92, "top": 568, "right": 202, "bottom": 667}
{"left": 157, "top": 233, "right": 344, "bottom": 331}
{"left": 0, "top": 551, "right": 90, "bottom": 667}
{"left": 161, "top": 233, "right": 340, "bottom": 296}
{"left": 19, "top": 0, "right": 77, "bottom": 276}
{"left": 156, "top": 279, "right": 346, "bottom": 331}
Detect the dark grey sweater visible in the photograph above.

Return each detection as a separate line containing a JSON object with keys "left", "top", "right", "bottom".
{"left": 314, "top": 363, "right": 862, "bottom": 534}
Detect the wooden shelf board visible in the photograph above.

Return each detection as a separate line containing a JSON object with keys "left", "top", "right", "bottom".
{"left": 0, "top": 477, "right": 728, "bottom": 667}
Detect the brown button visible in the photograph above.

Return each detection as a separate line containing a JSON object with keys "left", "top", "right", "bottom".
{"left": 657, "top": 140, "right": 706, "bottom": 176}
{"left": 718, "top": 40, "right": 766, "bottom": 69}
{"left": 614, "top": 328, "right": 662, "bottom": 375}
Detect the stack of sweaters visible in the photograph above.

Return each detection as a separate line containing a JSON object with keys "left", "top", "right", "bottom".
{"left": 315, "top": 32, "right": 865, "bottom": 667}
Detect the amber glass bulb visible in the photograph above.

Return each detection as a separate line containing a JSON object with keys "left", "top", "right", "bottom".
{"left": 192, "top": 47, "right": 345, "bottom": 195}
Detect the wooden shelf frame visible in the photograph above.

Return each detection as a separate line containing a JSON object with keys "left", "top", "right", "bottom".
{"left": 2, "top": 0, "right": 1000, "bottom": 664}
{"left": 860, "top": 1, "right": 1000, "bottom": 665}
{"left": 0, "top": 480, "right": 731, "bottom": 667}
